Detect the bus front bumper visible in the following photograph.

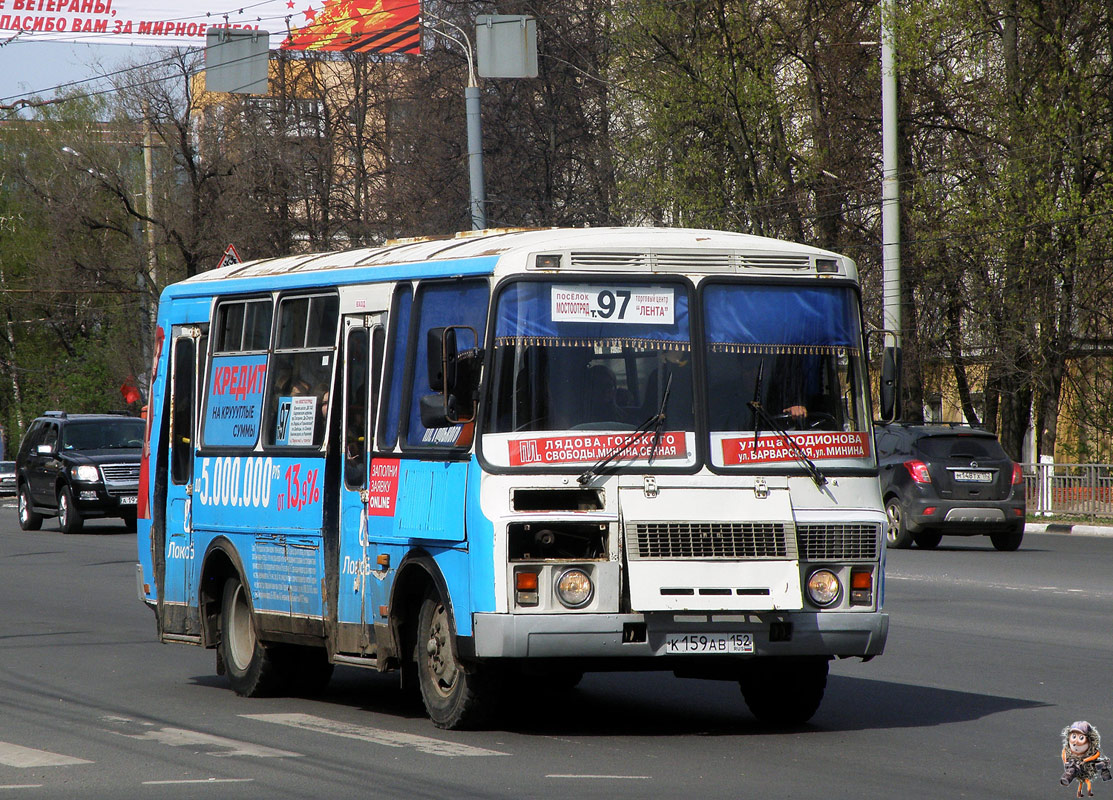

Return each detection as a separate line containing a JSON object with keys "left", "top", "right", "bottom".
{"left": 471, "top": 610, "right": 887, "bottom": 660}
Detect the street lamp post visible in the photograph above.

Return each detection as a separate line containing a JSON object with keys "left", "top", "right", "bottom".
{"left": 425, "top": 13, "right": 487, "bottom": 231}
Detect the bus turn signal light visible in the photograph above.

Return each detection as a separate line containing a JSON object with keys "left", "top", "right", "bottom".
{"left": 850, "top": 568, "right": 873, "bottom": 606}
{"left": 515, "top": 570, "right": 539, "bottom": 607}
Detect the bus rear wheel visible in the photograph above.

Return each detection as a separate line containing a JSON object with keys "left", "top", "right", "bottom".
{"left": 415, "top": 592, "right": 495, "bottom": 730}
{"left": 740, "top": 657, "right": 828, "bottom": 726}
{"left": 219, "top": 577, "right": 286, "bottom": 697}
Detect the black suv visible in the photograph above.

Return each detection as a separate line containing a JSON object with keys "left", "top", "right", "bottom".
{"left": 875, "top": 423, "right": 1026, "bottom": 551}
{"left": 15, "top": 412, "right": 145, "bottom": 534}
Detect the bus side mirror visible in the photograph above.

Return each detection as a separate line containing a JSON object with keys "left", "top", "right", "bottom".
{"left": 879, "top": 345, "right": 902, "bottom": 423}
{"left": 422, "top": 325, "right": 483, "bottom": 429}
{"left": 420, "top": 392, "right": 458, "bottom": 428}
{"left": 426, "top": 327, "right": 457, "bottom": 392}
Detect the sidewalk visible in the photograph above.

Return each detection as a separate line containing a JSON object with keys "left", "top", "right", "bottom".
{"left": 1026, "top": 521, "right": 1113, "bottom": 538}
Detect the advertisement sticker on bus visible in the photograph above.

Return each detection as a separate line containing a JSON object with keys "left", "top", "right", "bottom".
{"left": 551, "top": 285, "right": 674, "bottom": 324}
{"left": 367, "top": 458, "right": 401, "bottom": 516}
{"left": 204, "top": 353, "right": 268, "bottom": 446}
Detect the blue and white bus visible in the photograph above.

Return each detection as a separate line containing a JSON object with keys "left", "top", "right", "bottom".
{"left": 136, "top": 227, "right": 888, "bottom": 729}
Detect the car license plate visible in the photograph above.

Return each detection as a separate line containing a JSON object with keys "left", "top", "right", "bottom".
{"left": 663, "top": 633, "right": 754, "bottom": 654}
{"left": 954, "top": 471, "right": 993, "bottom": 483}
{"left": 120, "top": 495, "right": 137, "bottom": 505}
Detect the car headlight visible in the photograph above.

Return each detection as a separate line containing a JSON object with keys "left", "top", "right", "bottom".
{"left": 555, "top": 568, "right": 594, "bottom": 608}
{"left": 806, "top": 569, "right": 841, "bottom": 607}
{"left": 71, "top": 465, "right": 100, "bottom": 482}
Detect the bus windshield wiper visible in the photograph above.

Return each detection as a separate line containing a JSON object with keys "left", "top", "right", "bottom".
{"left": 578, "top": 373, "right": 672, "bottom": 485}
{"left": 745, "top": 399, "right": 828, "bottom": 488}
{"left": 647, "top": 371, "right": 673, "bottom": 465}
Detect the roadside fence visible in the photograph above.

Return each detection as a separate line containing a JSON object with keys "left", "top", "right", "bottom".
{"left": 1024, "top": 460, "right": 1113, "bottom": 518}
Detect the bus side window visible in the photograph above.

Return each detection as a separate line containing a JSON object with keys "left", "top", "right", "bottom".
{"left": 378, "top": 286, "right": 413, "bottom": 451}
{"left": 265, "top": 293, "right": 339, "bottom": 448}
{"left": 404, "top": 279, "right": 489, "bottom": 448}
{"left": 343, "top": 327, "right": 369, "bottom": 488}
{"left": 202, "top": 298, "right": 272, "bottom": 449}
{"left": 171, "top": 337, "right": 196, "bottom": 484}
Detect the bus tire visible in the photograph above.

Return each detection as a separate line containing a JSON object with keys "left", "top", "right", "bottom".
{"left": 415, "top": 591, "right": 494, "bottom": 730}
{"left": 18, "top": 485, "right": 42, "bottom": 531}
{"left": 740, "top": 657, "right": 828, "bottom": 726}
{"left": 219, "top": 577, "right": 285, "bottom": 697}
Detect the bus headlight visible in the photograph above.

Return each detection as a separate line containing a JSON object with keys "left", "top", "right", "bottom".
{"left": 71, "top": 465, "right": 100, "bottom": 482}
{"left": 806, "top": 569, "right": 841, "bottom": 607}
{"left": 555, "top": 568, "right": 593, "bottom": 608}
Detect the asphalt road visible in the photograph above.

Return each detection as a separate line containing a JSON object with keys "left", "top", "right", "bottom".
{"left": 1, "top": 508, "right": 1110, "bottom": 799}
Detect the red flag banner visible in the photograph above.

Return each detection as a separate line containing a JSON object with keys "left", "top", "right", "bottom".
{"left": 284, "top": 0, "right": 420, "bottom": 53}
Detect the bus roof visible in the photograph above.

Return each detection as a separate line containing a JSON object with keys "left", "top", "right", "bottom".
{"left": 167, "top": 227, "right": 855, "bottom": 299}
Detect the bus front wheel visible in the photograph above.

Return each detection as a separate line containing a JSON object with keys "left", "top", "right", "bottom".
{"left": 740, "top": 657, "right": 828, "bottom": 726}
{"left": 219, "top": 577, "right": 286, "bottom": 697}
{"left": 415, "top": 592, "right": 495, "bottom": 730}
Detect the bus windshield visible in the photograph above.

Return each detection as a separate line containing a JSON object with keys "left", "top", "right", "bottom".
{"left": 703, "top": 283, "right": 872, "bottom": 468}
{"left": 483, "top": 279, "right": 696, "bottom": 469}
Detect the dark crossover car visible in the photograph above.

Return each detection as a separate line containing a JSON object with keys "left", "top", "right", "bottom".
{"left": 15, "top": 412, "right": 144, "bottom": 534}
{"left": 875, "top": 423, "right": 1026, "bottom": 551}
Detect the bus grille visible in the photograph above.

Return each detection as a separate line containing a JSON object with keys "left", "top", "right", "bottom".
{"left": 796, "top": 523, "right": 880, "bottom": 560}
{"left": 628, "top": 522, "right": 795, "bottom": 560}
{"left": 568, "top": 251, "right": 811, "bottom": 273}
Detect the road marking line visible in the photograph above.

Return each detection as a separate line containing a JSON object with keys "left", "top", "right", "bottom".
{"left": 546, "top": 774, "right": 652, "bottom": 780}
{"left": 0, "top": 742, "right": 92, "bottom": 768}
{"left": 242, "top": 713, "right": 507, "bottom": 757}
{"left": 143, "top": 779, "right": 255, "bottom": 785}
{"left": 111, "top": 727, "right": 300, "bottom": 759}
{"left": 886, "top": 571, "right": 1113, "bottom": 599}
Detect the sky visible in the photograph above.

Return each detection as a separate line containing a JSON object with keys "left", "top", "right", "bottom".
{"left": 0, "top": 40, "right": 149, "bottom": 108}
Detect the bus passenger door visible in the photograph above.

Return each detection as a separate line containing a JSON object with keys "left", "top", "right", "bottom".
{"left": 165, "top": 325, "right": 206, "bottom": 633}
{"left": 336, "top": 314, "right": 385, "bottom": 655}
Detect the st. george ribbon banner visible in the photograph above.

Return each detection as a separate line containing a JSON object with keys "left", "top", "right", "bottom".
{"left": 1, "top": 0, "right": 420, "bottom": 52}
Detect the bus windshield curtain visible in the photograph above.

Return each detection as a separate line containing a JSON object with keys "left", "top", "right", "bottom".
{"left": 703, "top": 285, "right": 860, "bottom": 353}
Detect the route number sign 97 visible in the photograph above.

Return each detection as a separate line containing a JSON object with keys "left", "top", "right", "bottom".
{"left": 551, "top": 285, "right": 675, "bottom": 325}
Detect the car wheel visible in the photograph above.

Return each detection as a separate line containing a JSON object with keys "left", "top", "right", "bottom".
{"left": 884, "top": 499, "right": 913, "bottom": 549}
{"left": 740, "top": 657, "right": 828, "bottom": 726}
{"left": 18, "top": 485, "right": 43, "bottom": 531}
{"left": 912, "top": 530, "right": 942, "bottom": 549}
{"left": 415, "top": 590, "right": 496, "bottom": 730}
{"left": 57, "top": 486, "right": 84, "bottom": 534}
{"left": 990, "top": 528, "right": 1023, "bottom": 551}
{"left": 219, "top": 577, "right": 287, "bottom": 697}
{"left": 122, "top": 514, "right": 137, "bottom": 533}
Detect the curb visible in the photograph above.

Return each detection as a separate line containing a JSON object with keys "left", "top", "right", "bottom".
{"left": 1025, "top": 522, "right": 1113, "bottom": 538}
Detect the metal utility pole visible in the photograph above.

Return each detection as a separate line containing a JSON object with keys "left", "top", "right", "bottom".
{"left": 881, "top": 0, "right": 901, "bottom": 344}
{"left": 142, "top": 105, "right": 158, "bottom": 387}
{"left": 879, "top": 0, "right": 903, "bottom": 421}
{"left": 426, "top": 13, "right": 487, "bottom": 230}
